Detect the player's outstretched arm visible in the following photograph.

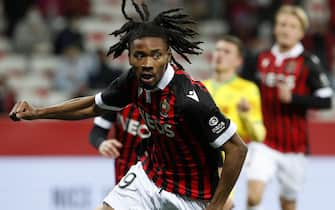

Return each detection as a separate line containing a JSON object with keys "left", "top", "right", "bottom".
{"left": 207, "top": 133, "right": 247, "bottom": 210}
{"left": 9, "top": 96, "right": 105, "bottom": 121}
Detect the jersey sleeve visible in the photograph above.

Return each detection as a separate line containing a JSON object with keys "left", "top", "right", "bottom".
{"left": 94, "top": 69, "right": 137, "bottom": 111}
{"left": 90, "top": 113, "right": 116, "bottom": 150}
{"left": 93, "top": 113, "right": 117, "bottom": 129}
{"left": 306, "top": 54, "right": 333, "bottom": 98}
{"left": 183, "top": 84, "right": 237, "bottom": 149}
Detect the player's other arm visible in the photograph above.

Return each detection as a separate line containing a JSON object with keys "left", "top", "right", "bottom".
{"left": 9, "top": 96, "right": 105, "bottom": 121}
{"left": 90, "top": 117, "right": 111, "bottom": 149}
{"left": 208, "top": 133, "right": 247, "bottom": 210}
{"left": 238, "top": 85, "right": 266, "bottom": 142}
{"left": 295, "top": 55, "right": 333, "bottom": 109}
{"left": 278, "top": 54, "right": 333, "bottom": 109}
{"left": 89, "top": 115, "right": 122, "bottom": 158}
{"left": 239, "top": 112, "right": 265, "bottom": 142}
{"left": 184, "top": 85, "right": 247, "bottom": 209}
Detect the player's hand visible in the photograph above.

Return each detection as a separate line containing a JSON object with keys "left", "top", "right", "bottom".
{"left": 206, "top": 199, "right": 234, "bottom": 210}
{"left": 237, "top": 98, "right": 250, "bottom": 113}
{"left": 277, "top": 80, "right": 292, "bottom": 103}
{"left": 98, "top": 139, "right": 123, "bottom": 158}
{"left": 9, "top": 101, "right": 38, "bottom": 121}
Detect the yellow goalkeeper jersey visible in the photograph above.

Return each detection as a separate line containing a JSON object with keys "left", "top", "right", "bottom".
{"left": 204, "top": 75, "right": 265, "bottom": 142}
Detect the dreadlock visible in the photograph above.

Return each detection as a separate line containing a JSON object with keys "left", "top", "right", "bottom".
{"left": 107, "top": 0, "right": 202, "bottom": 69}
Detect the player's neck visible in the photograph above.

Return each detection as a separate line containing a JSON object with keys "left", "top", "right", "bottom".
{"left": 277, "top": 43, "right": 297, "bottom": 53}
{"left": 214, "top": 69, "right": 236, "bottom": 83}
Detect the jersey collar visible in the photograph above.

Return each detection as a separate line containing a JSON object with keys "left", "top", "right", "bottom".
{"left": 271, "top": 42, "right": 304, "bottom": 66}
{"left": 156, "top": 63, "right": 174, "bottom": 90}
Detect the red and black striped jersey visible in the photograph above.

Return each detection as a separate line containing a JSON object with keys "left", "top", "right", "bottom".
{"left": 93, "top": 104, "right": 150, "bottom": 183}
{"left": 95, "top": 64, "right": 237, "bottom": 200}
{"left": 257, "top": 43, "right": 333, "bottom": 153}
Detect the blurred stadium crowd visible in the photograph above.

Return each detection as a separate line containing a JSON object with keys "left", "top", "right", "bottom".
{"left": 0, "top": 0, "right": 334, "bottom": 119}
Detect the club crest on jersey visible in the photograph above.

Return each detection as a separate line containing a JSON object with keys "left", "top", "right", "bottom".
{"left": 285, "top": 60, "right": 297, "bottom": 73}
{"left": 261, "top": 58, "right": 270, "bottom": 68}
{"left": 160, "top": 99, "right": 170, "bottom": 118}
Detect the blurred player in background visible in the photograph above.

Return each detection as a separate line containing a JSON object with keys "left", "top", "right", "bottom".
{"left": 9, "top": 0, "right": 247, "bottom": 209}
{"left": 244, "top": 5, "right": 333, "bottom": 210}
{"left": 204, "top": 35, "right": 266, "bottom": 210}
{"left": 89, "top": 104, "right": 151, "bottom": 184}
{"left": 204, "top": 35, "right": 265, "bottom": 144}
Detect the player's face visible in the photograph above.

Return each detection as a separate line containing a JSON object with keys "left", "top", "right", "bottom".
{"left": 212, "top": 40, "right": 242, "bottom": 73}
{"left": 274, "top": 13, "right": 304, "bottom": 49}
{"left": 129, "top": 37, "right": 171, "bottom": 89}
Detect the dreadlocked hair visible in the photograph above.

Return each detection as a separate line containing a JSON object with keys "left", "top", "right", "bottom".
{"left": 107, "top": 0, "right": 203, "bottom": 69}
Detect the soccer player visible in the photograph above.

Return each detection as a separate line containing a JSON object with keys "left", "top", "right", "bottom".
{"left": 9, "top": 1, "right": 248, "bottom": 209}
{"left": 244, "top": 5, "right": 333, "bottom": 210}
{"left": 89, "top": 104, "right": 151, "bottom": 184}
{"left": 204, "top": 35, "right": 265, "bottom": 144}
{"left": 203, "top": 35, "right": 266, "bottom": 210}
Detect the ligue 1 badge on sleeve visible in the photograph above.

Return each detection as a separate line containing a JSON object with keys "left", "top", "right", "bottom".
{"left": 285, "top": 60, "right": 297, "bottom": 73}
{"left": 209, "top": 116, "right": 219, "bottom": 127}
{"left": 160, "top": 99, "right": 170, "bottom": 118}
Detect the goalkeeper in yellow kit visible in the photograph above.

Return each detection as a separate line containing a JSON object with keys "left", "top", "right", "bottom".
{"left": 204, "top": 35, "right": 266, "bottom": 210}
